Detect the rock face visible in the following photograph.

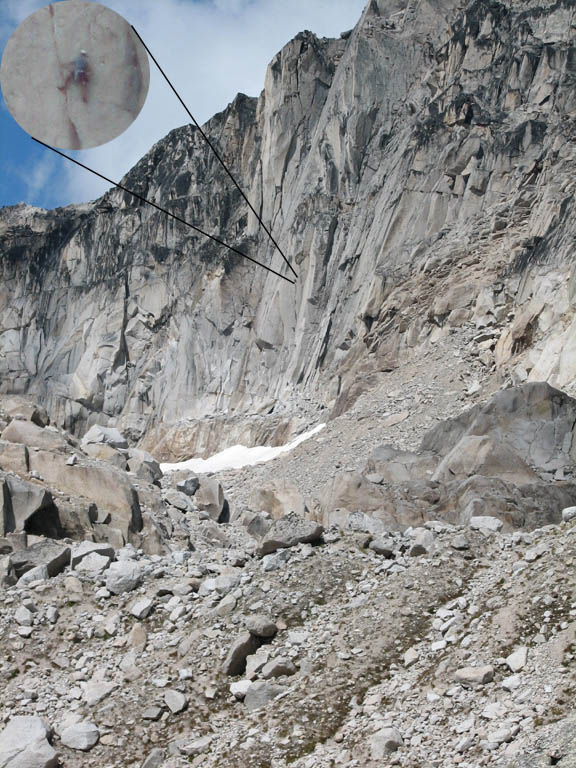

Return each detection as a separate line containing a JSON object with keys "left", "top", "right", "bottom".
{"left": 3, "top": 0, "right": 576, "bottom": 463}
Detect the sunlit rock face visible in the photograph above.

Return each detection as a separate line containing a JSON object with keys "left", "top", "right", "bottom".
{"left": 2, "top": 0, "right": 576, "bottom": 459}
{"left": 0, "top": 1, "right": 149, "bottom": 149}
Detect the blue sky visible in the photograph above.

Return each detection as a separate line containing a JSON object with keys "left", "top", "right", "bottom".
{"left": 0, "top": 0, "right": 366, "bottom": 211}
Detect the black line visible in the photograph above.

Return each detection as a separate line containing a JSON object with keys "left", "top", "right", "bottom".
{"left": 32, "top": 138, "right": 296, "bottom": 286}
{"left": 130, "top": 25, "right": 298, "bottom": 280}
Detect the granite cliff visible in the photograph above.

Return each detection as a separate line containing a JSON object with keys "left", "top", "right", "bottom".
{"left": 2, "top": 0, "right": 576, "bottom": 460}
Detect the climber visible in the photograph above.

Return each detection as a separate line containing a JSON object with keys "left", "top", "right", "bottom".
{"left": 58, "top": 50, "right": 90, "bottom": 104}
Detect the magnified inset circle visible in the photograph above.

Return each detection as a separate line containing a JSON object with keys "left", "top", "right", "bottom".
{"left": 0, "top": 1, "right": 150, "bottom": 149}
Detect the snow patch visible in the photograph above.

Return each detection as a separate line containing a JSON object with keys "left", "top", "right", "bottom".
{"left": 161, "top": 423, "right": 326, "bottom": 474}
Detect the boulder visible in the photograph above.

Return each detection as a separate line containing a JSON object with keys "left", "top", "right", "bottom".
{"left": 70, "top": 541, "right": 116, "bottom": 569}
{"left": 75, "top": 552, "right": 112, "bottom": 576}
{"left": 2, "top": 476, "right": 60, "bottom": 538}
{"left": 0, "top": 396, "right": 49, "bottom": 427}
{"left": 243, "top": 681, "right": 287, "bottom": 711}
{"left": 82, "top": 442, "right": 127, "bottom": 470}
{"left": 194, "top": 477, "right": 229, "bottom": 523}
{"left": 128, "top": 448, "right": 162, "bottom": 484}
{"left": 82, "top": 424, "right": 128, "bottom": 450}
{"left": 454, "top": 665, "right": 495, "bottom": 685}
{"left": 0, "top": 440, "right": 29, "bottom": 474}
{"left": 26, "top": 451, "right": 142, "bottom": 539}
{"left": 223, "top": 632, "right": 262, "bottom": 676}
{"left": 176, "top": 474, "right": 200, "bottom": 497}
{"left": 562, "top": 506, "right": 576, "bottom": 522}
{"left": 432, "top": 435, "right": 540, "bottom": 485}
{"left": 260, "top": 657, "right": 297, "bottom": 679}
{"left": 369, "top": 537, "right": 396, "bottom": 557}
{"left": 407, "top": 527, "right": 436, "bottom": 556}
{"left": 259, "top": 513, "right": 324, "bottom": 555}
{"left": 469, "top": 516, "right": 503, "bottom": 533}
{"left": 370, "top": 727, "right": 404, "bottom": 758}
{"left": 0, "top": 715, "right": 58, "bottom": 768}
{"left": 246, "top": 614, "right": 278, "bottom": 638}
{"left": 0, "top": 555, "right": 16, "bottom": 587}
{"left": 17, "top": 565, "right": 49, "bottom": 586}
{"left": 105, "top": 560, "right": 142, "bottom": 594}
{"left": 1, "top": 419, "right": 68, "bottom": 453}
{"left": 60, "top": 721, "right": 100, "bottom": 751}
{"left": 506, "top": 647, "right": 528, "bottom": 673}
{"left": 163, "top": 690, "right": 188, "bottom": 714}
{"left": 249, "top": 481, "right": 308, "bottom": 520}
{"left": 10, "top": 540, "right": 71, "bottom": 578}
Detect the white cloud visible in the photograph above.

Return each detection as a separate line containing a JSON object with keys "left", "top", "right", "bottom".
{"left": 24, "top": 152, "right": 57, "bottom": 197}
{"left": 1, "top": 0, "right": 367, "bottom": 207}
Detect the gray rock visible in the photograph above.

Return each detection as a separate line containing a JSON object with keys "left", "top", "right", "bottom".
{"left": 130, "top": 598, "right": 153, "bottom": 619}
{"left": 469, "top": 516, "right": 503, "bottom": 533}
{"left": 128, "top": 448, "right": 162, "bottom": 484}
{"left": 141, "top": 748, "right": 166, "bottom": 768}
{"left": 3, "top": 476, "right": 60, "bottom": 538}
{"left": 70, "top": 540, "right": 115, "bottom": 568}
{"left": 260, "top": 657, "right": 297, "bottom": 679}
{"left": 259, "top": 513, "right": 324, "bottom": 555}
{"left": 454, "top": 665, "right": 495, "bottom": 685}
{"left": 408, "top": 527, "right": 436, "bottom": 556}
{"left": 176, "top": 475, "right": 200, "bottom": 497}
{"left": 163, "top": 690, "right": 188, "bottom": 714}
{"left": 74, "top": 551, "right": 111, "bottom": 576}
{"left": 1, "top": 419, "right": 67, "bottom": 452}
{"left": 82, "top": 424, "right": 128, "bottom": 449}
{"left": 0, "top": 715, "right": 58, "bottom": 768}
{"left": 562, "top": 506, "right": 576, "bottom": 522}
{"left": 163, "top": 489, "right": 192, "bottom": 512}
{"left": 506, "top": 647, "right": 528, "bottom": 673}
{"left": 105, "top": 560, "right": 142, "bottom": 594}
{"left": 450, "top": 534, "right": 470, "bottom": 550}
{"left": 60, "top": 720, "right": 100, "bottom": 751}
{"left": 194, "top": 477, "right": 229, "bottom": 523}
{"left": 230, "top": 680, "right": 253, "bottom": 700}
{"left": 369, "top": 537, "right": 395, "bottom": 557}
{"left": 14, "top": 605, "right": 34, "bottom": 626}
{"left": 246, "top": 614, "right": 278, "bottom": 638}
{"left": 16, "top": 564, "right": 49, "bottom": 586}
{"left": 243, "top": 681, "right": 287, "bottom": 711}
{"left": 370, "top": 727, "right": 404, "bottom": 758}
{"left": 404, "top": 647, "right": 419, "bottom": 667}
{"left": 223, "top": 632, "right": 262, "bottom": 676}
{"left": 261, "top": 549, "right": 292, "bottom": 571}
{"left": 10, "top": 540, "right": 70, "bottom": 578}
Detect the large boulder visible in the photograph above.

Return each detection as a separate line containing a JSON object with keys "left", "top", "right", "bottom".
{"left": 259, "top": 513, "right": 324, "bottom": 555}
{"left": 10, "top": 539, "right": 71, "bottom": 578}
{"left": 82, "top": 424, "right": 128, "bottom": 450}
{"left": 432, "top": 435, "right": 540, "bottom": 485}
{"left": 223, "top": 632, "right": 262, "bottom": 676}
{"left": 422, "top": 383, "right": 576, "bottom": 475}
{"left": 249, "top": 481, "right": 308, "bottom": 520}
{"left": 1, "top": 476, "right": 61, "bottom": 538}
{"left": 26, "top": 451, "right": 142, "bottom": 539}
{"left": 194, "top": 477, "right": 229, "bottom": 523}
{"left": 82, "top": 442, "right": 127, "bottom": 470}
{"left": 1, "top": 419, "right": 68, "bottom": 453}
{"left": 0, "top": 440, "right": 29, "bottom": 474}
{"left": 0, "top": 396, "right": 49, "bottom": 427}
{"left": 127, "top": 448, "right": 162, "bottom": 484}
{"left": 0, "top": 715, "right": 58, "bottom": 768}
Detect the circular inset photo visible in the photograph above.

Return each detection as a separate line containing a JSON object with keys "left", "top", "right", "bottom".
{"left": 0, "top": 1, "right": 150, "bottom": 149}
